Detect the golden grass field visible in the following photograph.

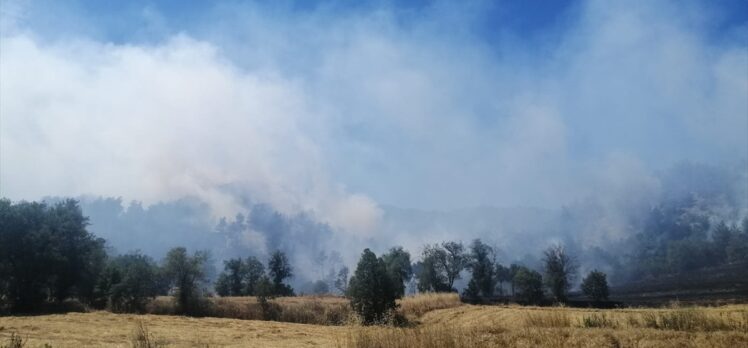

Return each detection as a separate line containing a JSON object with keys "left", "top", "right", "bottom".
{"left": 1, "top": 294, "right": 747, "bottom": 347}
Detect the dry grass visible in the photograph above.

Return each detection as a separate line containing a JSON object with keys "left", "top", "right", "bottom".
{"left": 0, "top": 312, "right": 346, "bottom": 347}
{"left": 344, "top": 303, "right": 748, "bottom": 348}
{"left": 147, "top": 295, "right": 354, "bottom": 325}
{"left": 1, "top": 296, "right": 747, "bottom": 347}
{"left": 397, "top": 293, "right": 462, "bottom": 321}
{"left": 339, "top": 324, "right": 503, "bottom": 348}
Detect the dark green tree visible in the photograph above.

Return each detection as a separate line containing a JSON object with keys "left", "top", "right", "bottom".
{"left": 581, "top": 270, "right": 609, "bottom": 302}
{"left": 464, "top": 239, "right": 497, "bottom": 300}
{"left": 0, "top": 199, "right": 106, "bottom": 313}
{"left": 268, "top": 251, "right": 294, "bottom": 296}
{"left": 381, "top": 246, "right": 412, "bottom": 298}
{"left": 215, "top": 258, "right": 247, "bottom": 296}
{"left": 348, "top": 249, "right": 397, "bottom": 324}
{"left": 415, "top": 244, "right": 450, "bottom": 292}
{"left": 513, "top": 267, "right": 544, "bottom": 305}
{"left": 244, "top": 256, "right": 266, "bottom": 296}
{"left": 107, "top": 253, "right": 160, "bottom": 312}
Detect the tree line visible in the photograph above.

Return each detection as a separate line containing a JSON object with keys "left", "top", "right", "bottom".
{"left": 0, "top": 199, "right": 294, "bottom": 315}
{"left": 2, "top": 198, "right": 746, "bottom": 325}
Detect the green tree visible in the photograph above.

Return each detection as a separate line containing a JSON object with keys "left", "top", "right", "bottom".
{"left": 108, "top": 253, "right": 160, "bottom": 312}
{"left": 268, "top": 251, "right": 294, "bottom": 296}
{"left": 163, "top": 247, "right": 210, "bottom": 315}
{"left": 381, "top": 246, "right": 412, "bottom": 298}
{"left": 513, "top": 267, "right": 544, "bottom": 305}
{"left": 464, "top": 239, "right": 497, "bottom": 300}
{"left": 0, "top": 199, "right": 106, "bottom": 313}
{"left": 441, "top": 241, "right": 467, "bottom": 290}
{"left": 348, "top": 249, "right": 397, "bottom": 324}
{"left": 543, "top": 244, "right": 577, "bottom": 303}
{"left": 244, "top": 256, "right": 266, "bottom": 296}
{"left": 215, "top": 258, "right": 247, "bottom": 296}
{"left": 581, "top": 270, "right": 609, "bottom": 302}
{"left": 415, "top": 244, "right": 450, "bottom": 292}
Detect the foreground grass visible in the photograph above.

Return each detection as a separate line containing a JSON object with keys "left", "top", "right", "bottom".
{"left": 344, "top": 303, "right": 748, "bottom": 348}
{"left": 1, "top": 295, "right": 746, "bottom": 347}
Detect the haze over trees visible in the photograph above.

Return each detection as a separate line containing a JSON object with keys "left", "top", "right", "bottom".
{"left": 1, "top": 193, "right": 747, "bottom": 323}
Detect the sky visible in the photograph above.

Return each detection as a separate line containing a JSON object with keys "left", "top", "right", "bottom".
{"left": 1, "top": 0, "right": 747, "bottom": 237}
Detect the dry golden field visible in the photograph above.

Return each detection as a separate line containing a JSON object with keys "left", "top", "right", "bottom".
{"left": 1, "top": 294, "right": 747, "bottom": 348}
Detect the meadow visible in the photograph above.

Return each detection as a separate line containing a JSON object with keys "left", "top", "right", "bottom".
{"left": 1, "top": 294, "right": 747, "bottom": 347}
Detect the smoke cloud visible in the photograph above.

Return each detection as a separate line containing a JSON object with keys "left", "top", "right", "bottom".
{"left": 1, "top": 1, "right": 746, "bottom": 279}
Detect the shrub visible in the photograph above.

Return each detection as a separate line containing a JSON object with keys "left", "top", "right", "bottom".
{"left": 581, "top": 313, "right": 617, "bottom": 328}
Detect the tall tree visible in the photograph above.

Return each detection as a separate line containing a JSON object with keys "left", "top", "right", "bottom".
{"left": 215, "top": 258, "right": 248, "bottom": 296}
{"left": 464, "top": 239, "right": 497, "bottom": 300}
{"left": 268, "top": 250, "right": 294, "bottom": 296}
{"left": 348, "top": 249, "right": 397, "bottom": 324}
{"left": 542, "top": 244, "right": 577, "bottom": 303}
{"left": 415, "top": 244, "right": 450, "bottom": 292}
{"left": 441, "top": 241, "right": 467, "bottom": 290}
{"left": 381, "top": 246, "right": 412, "bottom": 298}
{"left": 244, "top": 256, "right": 266, "bottom": 296}
{"left": 163, "top": 247, "right": 210, "bottom": 314}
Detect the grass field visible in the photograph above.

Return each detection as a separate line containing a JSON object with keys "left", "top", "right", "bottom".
{"left": 1, "top": 294, "right": 747, "bottom": 347}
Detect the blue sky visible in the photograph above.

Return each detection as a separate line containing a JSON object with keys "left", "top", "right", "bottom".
{"left": 1, "top": 0, "right": 747, "bottom": 234}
